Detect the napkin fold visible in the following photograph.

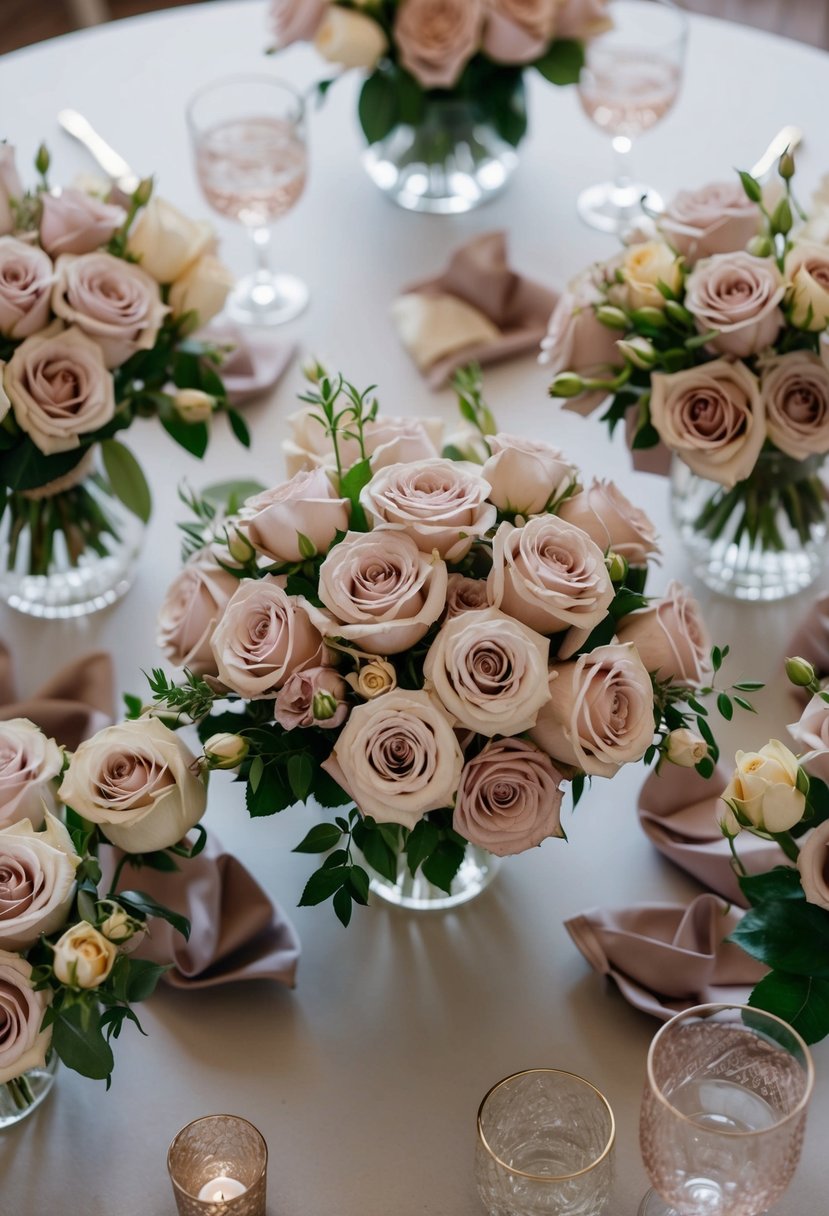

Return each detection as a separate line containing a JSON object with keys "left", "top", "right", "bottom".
{"left": 0, "top": 642, "right": 113, "bottom": 749}
{"left": 392, "top": 231, "right": 559, "bottom": 388}
{"left": 203, "top": 324, "right": 297, "bottom": 406}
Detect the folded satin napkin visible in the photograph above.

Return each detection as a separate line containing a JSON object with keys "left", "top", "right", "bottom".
{"left": 203, "top": 324, "right": 297, "bottom": 406}
{"left": 392, "top": 231, "right": 559, "bottom": 388}
{"left": 0, "top": 642, "right": 113, "bottom": 749}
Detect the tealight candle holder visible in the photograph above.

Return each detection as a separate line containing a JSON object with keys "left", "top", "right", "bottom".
{"left": 167, "top": 1114, "right": 268, "bottom": 1216}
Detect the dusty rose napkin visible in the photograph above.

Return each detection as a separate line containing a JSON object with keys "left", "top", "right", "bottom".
{"left": 393, "top": 231, "right": 559, "bottom": 389}
{"left": 203, "top": 324, "right": 297, "bottom": 406}
{"left": 787, "top": 592, "right": 829, "bottom": 704}
{"left": 0, "top": 642, "right": 113, "bottom": 749}
{"left": 565, "top": 893, "right": 766, "bottom": 1021}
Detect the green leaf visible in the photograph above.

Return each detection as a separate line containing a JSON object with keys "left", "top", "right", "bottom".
{"left": 248, "top": 754, "right": 264, "bottom": 794}
{"left": 298, "top": 864, "right": 348, "bottom": 907}
{"left": 117, "top": 890, "right": 191, "bottom": 940}
{"left": 717, "top": 693, "right": 734, "bottom": 721}
{"left": 100, "top": 439, "right": 152, "bottom": 522}
{"left": 347, "top": 864, "right": 370, "bottom": 904}
{"left": 293, "top": 823, "right": 343, "bottom": 854}
{"left": 311, "top": 767, "right": 353, "bottom": 809}
{"left": 52, "top": 1004, "right": 114, "bottom": 1081}
{"left": 202, "top": 479, "right": 266, "bottom": 510}
{"left": 245, "top": 763, "right": 292, "bottom": 817}
{"left": 738, "top": 867, "right": 805, "bottom": 908}
{"left": 729, "top": 900, "right": 829, "bottom": 976}
{"left": 405, "top": 819, "right": 440, "bottom": 877}
{"left": 123, "top": 693, "right": 143, "bottom": 720}
{"left": 161, "top": 413, "right": 209, "bottom": 458}
{"left": 533, "top": 39, "right": 585, "bottom": 86}
{"left": 358, "top": 71, "right": 399, "bottom": 144}
{"left": 354, "top": 821, "right": 398, "bottom": 883}
{"left": 0, "top": 440, "right": 87, "bottom": 492}
{"left": 227, "top": 408, "right": 251, "bottom": 448}
{"left": 421, "top": 840, "right": 465, "bottom": 894}
{"left": 748, "top": 971, "right": 829, "bottom": 1045}
{"left": 737, "top": 169, "right": 763, "bottom": 203}
{"left": 287, "top": 753, "right": 314, "bottom": 802}
{"left": 124, "top": 958, "right": 169, "bottom": 1002}
{"left": 333, "top": 885, "right": 352, "bottom": 927}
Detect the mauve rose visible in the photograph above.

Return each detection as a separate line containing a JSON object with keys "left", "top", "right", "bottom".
{"left": 424, "top": 606, "right": 551, "bottom": 736}
{"left": 481, "top": 432, "right": 577, "bottom": 515}
{"left": 51, "top": 251, "right": 168, "bottom": 368}
{"left": 797, "top": 820, "right": 829, "bottom": 911}
{"left": 0, "top": 814, "right": 80, "bottom": 951}
{"left": 270, "top": 0, "right": 328, "bottom": 46}
{"left": 761, "top": 352, "right": 829, "bottom": 460}
{"left": 445, "top": 573, "right": 491, "bottom": 619}
{"left": 530, "top": 643, "right": 654, "bottom": 777}
{"left": 360, "top": 459, "right": 496, "bottom": 562}
{"left": 557, "top": 479, "right": 660, "bottom": 567}
{"left": 238, "top": 467, "right": 350, "bottom": 563}
{"left": 0, "top": 147, "right": 23, "bottom": 237}
{"left": 310, "top": 530, "right": 447, "bottom": 655}
{"left": 454, "top": 737, "right": 565, "bottom": 856}
{"left": 0, "top": 237, "right": 54, "bottom": 339}
{"left": 39, "top": 188, "right": 125, "bottom": 257}
{"left": 660, "top": 181, "right": 762, "bottom": 263}
{"left": 482, "top": 0, "right": 558, "bottom": 63}
{"left": 685, "top": 253, "right": 784, "bottom": 357}
{"left": 4, "top": 323, "right": 115, "bottom": 455}
{"left": 283, "top": 408, "right": 442, "bottom": 478}
{"left": 540, "top": 276, "right": 622, "bottom": 415}
{"left": 555, "top": 0, "right": 611, "bottom": 38}
{"left": 395, "top": 0, "right": 484, "bottom": 89}
{"left": 156, "top": 552, "right": 240, "bottom": 676}
{"left": 785, "top": 242, "right": 829, "bottom": 332}
{"left": 615, "top": 580, "right": 713, "bottom": 688}
{"left": 788, "top": 692, "right": 829, "bottom": 784}
{"left": 0, "top": 952, "right": 51, "bottom": 1085}
{"left": 321, "top": 689, "right": 463, "bottom": 828}
{"left": 649, "top": 359, "right": 765, "bottom": 489}
{"left": 274, "top": 666, "right": 349, "bottom": 730}
{"left": 210, "top": 577, "right": 323, "bottom": 698}
{"left": 0, "top": 720, "right": 62, "bottom": 830}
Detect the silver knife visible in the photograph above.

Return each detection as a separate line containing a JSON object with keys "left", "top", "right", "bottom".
{"left": 750, "top": 125, "right": 803, "bottom": 180}
{"left": 57, "top": 109, "right": 140, "bottom": 195}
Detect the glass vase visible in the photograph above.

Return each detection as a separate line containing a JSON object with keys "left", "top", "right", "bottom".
{"left": 370, "top": 842, "right": 500, "bottom": 911}
{"left": 670, "top": 451, "right": 828, "bottom": 602}
{"left": 0, "top": 452, "right": 145, "bottom": 618}
{"left": 0, "top": 1053, "right": 58, "bottom": 1130}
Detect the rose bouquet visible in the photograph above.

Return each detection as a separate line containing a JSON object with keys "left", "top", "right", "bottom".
{"left": 0, "top": 142, "right": 249, "bottom": 615}
{"left": 0, "top": 713, "right": 208, "bottom": 1115}
{"left": 148, "top": 366, "right": 750, "bottom": 925}
{"left": 545, "top": 151, "right": 829, "bottom": 600}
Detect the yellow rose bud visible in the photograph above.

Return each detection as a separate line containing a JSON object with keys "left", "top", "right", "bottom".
{"left": 174, "top": 389, "right": 215, "bottom": 424}
{"left": 53, "top": 923, "right": 117, "bottom": 989}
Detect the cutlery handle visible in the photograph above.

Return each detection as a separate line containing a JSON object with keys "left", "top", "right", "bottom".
{"left": 57, "top": 109, "right": 138, "bottom": 190}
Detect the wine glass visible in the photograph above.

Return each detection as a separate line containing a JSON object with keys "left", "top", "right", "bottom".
{"left": 187, "top": 74, "right": 309, "bottom": 327}
{"left": 639, "top": 1003, "right": 814, "bottom": 1216}
{"left": 576, "top": 0, "right": 688, "bottom": 234}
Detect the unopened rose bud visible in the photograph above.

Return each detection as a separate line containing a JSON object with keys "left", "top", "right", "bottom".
{"left": 664, "top": 300, "right": 694, "bottom": 328}
{"left": 666, "top": 727, "right": 708, "bottom": 768}
{"left": 605, "top": 551, "right": 628, "bottom": 582}
{"left": 301, "top": 356, "right": 328, "bottom": 384}
{"left": 718, "top": 800, "right": 742, "bottom": 838}
{"left": 53, "top": 923, "right": 117, "bottom": 989}
{"left": 133, "top": 176, "right": 154, "bottom": 207}
{"left": 175, "top": 389, "right": 215, "bottom": 423}
{"left": 204, "top": 732, "right": 249, "bottom": 770}
{"left": 99, "top": 905, "right": 146, "bottom": 953}
{"left": 778, "top": 150, "right": 796, "bottom": 180}
{"left": 786, "top": 656, "right": 817, "bottom": 688}
{"left": 548, "top": 372, "right": 585, "bottom": 399}
{"left": 35, "top": 142, "right": 50, "bottom": 177}
{"left": 630, "top": 306, "right": 668, "bottom": 328}
{"left": 617, "top": 336, "right": 658, "bottom": 370}
{"left": 225, "top": 527, "right": 256, "bottom": 564}
{"left": 311, "top": 690, "right": 338, "bottom": 721}
{"left": 595, "top": 304, "right": 629, "bottom": 330}
{"left": 771, "top": 196, "right": 793, "bottom": 236}
{"left": 746, "top": 234, "right": 774, "bottom": 258}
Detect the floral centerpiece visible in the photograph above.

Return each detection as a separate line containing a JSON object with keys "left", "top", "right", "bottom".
{"left": 0, "top": 142, "right": 249, "bottom": 617}
{"left": 545, "top": 152, "right": 829, "bottom": 601}
{"left": 269, "top": 0, "right": 609, "bottom": 212}
{"left": 148, "top": 366, "right": 748, "bottom": 924}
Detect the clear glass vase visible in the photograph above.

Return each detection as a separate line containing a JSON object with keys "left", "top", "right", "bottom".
{"left": 671, "top": 451, "right": 828, "bottom": 601}
{"left": 0, "top": 454, "right": 145, "bottom": 618}
{"left": 370, "top": 843, "right": 500, "bottom": 911}
{"left": 0, "top": 1053, "right": 58, "bottom": 1131}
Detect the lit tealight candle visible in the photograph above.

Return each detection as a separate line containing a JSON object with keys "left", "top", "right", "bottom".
{"left": 197, "top": 1176, "right": 248, "bottom": 1203}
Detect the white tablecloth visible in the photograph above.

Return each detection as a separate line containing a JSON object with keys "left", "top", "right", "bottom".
{"left": 1, "top": 5, "right": 828, "bottom": 1213}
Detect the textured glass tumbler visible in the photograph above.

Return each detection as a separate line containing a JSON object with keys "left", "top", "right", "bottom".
{"left": 475, "top": 1069, "right": 615, "bottom": 1215}
{"left": 639, "top": 1004, "right": 814, "bottom": 1216}
{"left": 168, "top": 1115, "right": 268, "bottom": 1216}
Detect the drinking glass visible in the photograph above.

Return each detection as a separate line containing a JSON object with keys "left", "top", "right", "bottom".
{"left": 475, "top": 1068, "right": 615, "bottom": 1215}
{"left": 639, "top": 1003, "right": 814, "bottom": 1216}
{"left": 576, "top": 0, "right": 687, "bottom": 233}
{"left": 187, "top": 75, "right": 309, "bottom": 326}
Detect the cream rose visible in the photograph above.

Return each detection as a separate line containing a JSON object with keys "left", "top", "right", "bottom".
{"left": 424, "top": 606, "right": 551, "bottom": 736}
{"left": 665, "top": 727, "right": 708, "bottom": 768}
{"left": 788, "top": 692, "right": 829, "bottom": 783}
{"left": 444, "top": 574, "right": 491, "bottom": 620}
{"left": 156, "top": 551, "right": 240, "bottom": 676}
{"left": 530, "top": 643, "right": 655, "bottom": 777}
{"left": 649, "top": 359, "right": 765, "bottom": 489}
{"left": 660, "top": 181, "right": 762, "bottom": 263}
{"left": 53, "top": 922, "right": 117, "bottom": 989}
{"left": 269, "top": 0, "right": 328, "bottom": 46}
{"left": 168, "top": 254, "right": 234, "bottom": 327}
{"left": 557, "top": 479, "right": 660, "bottom": 567}
{"left": 482, "top": 0, "right": 558, "bottom": 63}
{"left": 210, "top": 577, "right": 323, "bottom": 698}
{"left": 394, "top": 0, "right": 484, "bottom": 89}
{"left": 39, "top": 188, "right": 125, "bottom": 257}
{"left": 0, "top": 953, "right": 51, "bottom": 1084}
{"left": 685, "top": 253, "right": 784, "bottom": 357}
{"left": 58, "top": 718, "right": 207, "bottom": 854}
{"left": 721, "top": 740, "right": 805, "bottom": 834}
{"left": 785, "top": 242, "right": 829, "bottom": 332}
{"left": 203, "top": 733, "right": 249, "bottom": 771}
{"left": 616, "top": 580, "right": 713, "bottom": 688}
{"left": 345, "top": 660, "right": 397, "bottom": 700}
{"left": 0, "top": 238, "right": 55, "bottom": 339}
{"left": 321, "top": 689, "right": 463, "bottom": 829}
{"left": 360, "top": 459, "right": 496, "bottom": 561}
{"left": 481, "top": 433, "right": 577, "bottom": 515}
{"left": 0, "top": 146, "right": 23, "bottom": 237}
{"left": 540, "top": 277, "right": 622, "bottom": 415}
{"left": 174, "top": 388, "right": 215, "bottom": 423}
{"left": 126, "top": 197, "right": 213, "bottom": 284}
{"left": 761, "top": 351, "right": 829, "bottom": 460}
{"left": 621, "top": 241, "right": 683, "bottom": 310}
{"left": 0, "top": 815, "right": 79, "bottom": 951}
{"left": 238, "top": 467, "right": 350, "bottom": 563}
{"left": 454, "top": 737, "right": 565, "bottom": 856}
{"left": 797, "top": 820, "right": 829, "bottom": 911}
{"left": 314, "top": 6, "right": 388, "bottom": 68}
{"left": 283, "top": 408, "right": 442, "bottom": 477}
{"left": 0, "top": 719, "right": 63, "bottom": 830}
{"left": 274, "top": 666, "right": 349, "bottom": 730}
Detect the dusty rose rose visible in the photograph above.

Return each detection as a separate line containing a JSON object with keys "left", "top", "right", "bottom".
{"left": 540, "top": 276, "right": 622, "bottom": 415}
{"left": 269, "top": 0, "right": 328, "bottom": 46}
{"left": 0, "top": 238, "right": 54, "bottom": 339}
{"left": 283, "top": 408, "right": 442, "bottom": 478}
{"left": 0, "top": 953, "right": 51, "bottom": 1084}
{"left": 4, "top": 323, "right": 115, "bottom": 455}
{"left": 685, "top": 253, "right": 784, "bottom": 357}
{"left": 530, "top": 643, "right": 654, "bottom": 777}
{"left": 488, "top": 516, "right": 614, "bottom": 639}
{"left": 557, "top": 479, "right": 660, "bottom": 566}
{"left": 445, "top": 574, "right": 491, "bottom": 619}
{"left": 482, "top": 0, "right": 557, "bottom": 63}
{"left": 322, "top": 689, "right": 463, "bottom": 828}
{"left": 309, "top": 530, "right": 447, "bottom": 655}
{"left": 0, "top": 815, "right": 80, "bottom": 951}
{"left": 51, "top": 251, "right": 168, "bottom": 368}
{"left": 238, "top": 468, "right": 350, "bottom": 563}
{"left": 481, "top": 432, "right": 577, "bottom": 515}
{"left": 0, "top": 719, "right": 62, "bottom": 830}
{"left": 39, "top": 188, "right": 125, "bottom": 257}
{"left": 761, "top": 352, "right": 829, "bottom": 460}
{"left": 424, "top": 606, "right": 551, "bottom": 736}
{"left": 660, "top": 181, "right": 762, "bottom": 263}
{"left": 555, "top": 0, "right": 611, "bottom": 38}
{"left": 788, "top": 692, "right": 829, "bottom": 784}
{"left": 615, "top": 580, "right": 713, "bottom": 688}
{"left": 785, "top": 242, "right": 829, "bottom": 332}
{"left": 394, "top": 0, "right": 484, "bottom": 89}
{"left": 0, "top": 146, "right": 23, "bottom": 237}
{"left": 210, "top": 577, "right": 323, "bottom": 698}
{"left": 360, "top": 459, "right": 495, "bottom": 561}
{"left": 454, "top": 737, "right": 565, "bottom": 856}
{"left": 156, "top": 552, "right": 240, "bottom": 676}
{"left": 797, "top": 820, "right": 829, "bottom": 911}
{"left": 649, "top": 359, "right": 765, "bottom": 489}
{"left": 274, "top": 666, "right": 349, "bottom": 730}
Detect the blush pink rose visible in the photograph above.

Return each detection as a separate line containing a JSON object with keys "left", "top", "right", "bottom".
{"left": 540, "top": 276, "right": 622, "bottom": 415}
{"left": 39, "top": 188, "right": 126, "bottom": 257}
{"left": 269, "top": 0, "right": 328, "bottom": 46}
{"left": 557, "top": 479, "right": 660, "bottom": 567}
{"left": 482, "top": 0, "right": 558, "bottom": 63}
{"left": 445, "top": 573, "right": 491, "bottom": 619}
{"left": 615, "top": 580, "right": 713, "bottom": 688}
{"left": 0, "top": 953, "right": 51, "bottom": 1085}
{"left": 394, "top": 0, "right": 485, "bottom": 89}
{"left": 0, "top": 146, "right": 23, "bottom": 237}
{"left": 788, "top": 692, "right": 829, "bottom": 784}
{"left": 797, "top": 820, "right": 829, "bottom": 911}
{"left": 530, "top": 642, "right": 654, "bottom": 777}
{"left": 481, "top": 432, "right": 577, "bottom": 515}
{"left": 0, "top": 719, "right": 63, "bottom": 829}
{"left": 0, "top": 237, "right": 54, "bottom": 339}
{"left": 238, "top": 467, "right": 350, "bottom": 563}
{"left": 453, "top": 737, "right": 565, "bottom": 856}
{"left": 761, "top": 352, "right": 829, "bottom": 461}
{"left": 275, "top": 666, "right": 349, "bottom": 730}
{"left": 649, "top": 359, "right": 765, "bottom": 489}
{"left": 156, "top": 552, "right": 240, "bottom": 676}
{"left": 0, "top": 814, "right": 79, "bottom": 951}
{"left": 659, "top": 181, "right": 762, "bottom": 263}
{"left": 283, "top": 408, "right": 442, "bottom": 478}
{"left": 785, "top": 242, "right": 829, "bottom": 332}
{"left": 555, "top": 0, "right": 611, "bottom": 38}
{"left": 685, "top": 253, "right": 784, "bottom": 357}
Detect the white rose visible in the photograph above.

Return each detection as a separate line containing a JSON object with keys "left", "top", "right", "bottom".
{"left": 0, "top": 952, "right": 51, "bottom": 1084}
{"left": 0, "top": 718, "right": 63, "bottom": 829}
{"left": 127, "top": 197, "right": 214, "bottom": 284}
{"left": 314, "top": 6, "right": 388, "bottom": 68}
{"left": 785, "top": 242, "right": 829, "bottom": 332}
{"left": 720, "top": 740, "right": 806, "bottom": 834}
{"left": 168, "top": 254, "right": 234, "bottom": 327}
{"left": 0, "top": 814, "right": 80, "bottom": 950}
{"left": 665, "top": 727, "right": 708, "bottom": 768}
{"left": 53, "top": 922, "right": 117, "bottom": 989}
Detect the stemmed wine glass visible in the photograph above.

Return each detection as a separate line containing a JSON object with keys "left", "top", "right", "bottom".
{"left": 187, "top": 74, "right": 309, "bottom": 327}
{"left": 577, "top": 0, "right": 688, "bottom": 233}
{"left": 639, "top": 1003, "right": 814, "bottom": 1216}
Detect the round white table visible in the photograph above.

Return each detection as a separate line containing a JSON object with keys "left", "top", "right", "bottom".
{"left": 1, "top": 5, "right": 828, "bottom": 1213}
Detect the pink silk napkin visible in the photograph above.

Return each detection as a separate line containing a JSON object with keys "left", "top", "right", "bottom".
{"left": 0, "top": 642, "right": 113, "bottom": 749}
{"left": 203, "top": 324, "right": 297, "bottom": 406}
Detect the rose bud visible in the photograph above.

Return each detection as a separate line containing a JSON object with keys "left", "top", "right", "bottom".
{"left": 100, "top": 904, "right": 146, "bottom": 952}
{"left": 345, "top": 660, "right": 397, "bottom": 700}
{"left": 174, "top": 388, "right": 216, "bottom": 424}
{"left": 203, "top": 733, "right": 250, "bottom": 771}
{"left": 665, "top": 727, "right": 708, "bottom": 768}
{"left": 786, "top": 656, "right": 817, "bottom": 689}
{"left": 53, "top": 923, "right": 117, "bottom": 989}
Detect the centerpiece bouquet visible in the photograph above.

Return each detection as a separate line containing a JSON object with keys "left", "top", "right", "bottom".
{"left": 148, "top": 366, "right": 750, "bottom": 925}
{"left": 545, "top": 152, "right": 829, "bottom": 601}
{"left": 0, "top": 142, "right": 249, "bottom": 617}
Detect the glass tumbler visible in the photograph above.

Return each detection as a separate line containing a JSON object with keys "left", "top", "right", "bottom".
{"left": 167, "top": 1114, "right": 268, "bottom": 1216}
